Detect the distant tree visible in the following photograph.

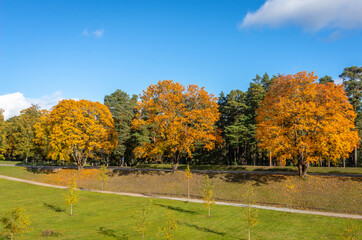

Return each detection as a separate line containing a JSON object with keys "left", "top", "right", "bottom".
{"left": 13, "top": 105, "right": 41, "bottom": 162}
{"left": 1, "top": 207, "right": 31, "bottom": 240}
{"left": 104, "top": 90, "right": 138, "bottom": 166}
{"left": 184, "top": 164, "right": 193, "bottom": 202}
{"left": 35, "top": 100, "right": 117, "bottom": 170}
{"left": 132, "top": 80, "right": 220, "bottom": 172}
{"left": 319, "top": 75, "right": 334, "bottom": 84}
{"left": 257, "top": 72, "right": 359, "bottom": 177}
{"left": 64, "top": 176, "right": 79, "bottom": 216}
{"left": 202, "top": 175, "right": 215, "bottom": 216}
{"left": 340, "top": 66, "right": 362, "bottom": 167}
{"left": 2, "top": 116, "right": 20, "bottom": 160}
{"left": 156, "top": 210, "right": 178, "bottom": 240}
{"left": 98, "top": 165, "right": 108, "bottom": 191}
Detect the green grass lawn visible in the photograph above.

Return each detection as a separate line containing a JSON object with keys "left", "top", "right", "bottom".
{"left": 0, "top": 178, "right": 361, "bottom": 240}
{"left": 0, "top": 166, "right": 361, "bottom": 215}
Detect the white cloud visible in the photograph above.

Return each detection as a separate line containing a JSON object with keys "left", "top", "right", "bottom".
{"left": 92, "top": 29, "right": 104, "bottom": 37}
{"left": 240, "top": 0, "right": 362, "bottom": 31}
{"left": 0, "top": 92, "right": 63, "bottom": 120}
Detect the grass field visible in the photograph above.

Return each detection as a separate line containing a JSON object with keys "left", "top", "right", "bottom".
{"left": 0, "top": 166, "right": 361, "bottom": 215}
{"left": 0, "top": 178, "right": 361, "bottom": 240}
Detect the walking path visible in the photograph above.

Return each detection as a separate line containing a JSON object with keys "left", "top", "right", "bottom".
{"left": 0, "top": 174, "right": 361, "bottom": 220}
{"left": 1, "top": 164, "right": 361, "bottom": 178}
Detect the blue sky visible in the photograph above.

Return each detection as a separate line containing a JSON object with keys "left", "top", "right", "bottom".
{"left": 0, "top": 0, "right": 362, "bottom": 118}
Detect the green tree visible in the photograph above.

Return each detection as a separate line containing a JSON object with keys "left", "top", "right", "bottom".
{"left": 13, "top": 105, "right": 41, "bottom": 162}
{"left": 104, "top": 90, "right": 138, "bottom": 166}
{"left": 1, "top": 207, "right": 31, "bottom": 240}
{"left": 2, "top": 116, "right": 20, "bottom": 160}
{"left": 202, "top": 175, "right": 215, "bottom": 216}
{"left": 319, "top": 75, "right": 334, "bottom": 84}
{"left": 340, "top": 66, "right": 362, "bottom": 167}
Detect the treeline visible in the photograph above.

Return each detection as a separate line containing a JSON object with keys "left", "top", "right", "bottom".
{"left": 0, "top": 66, "right": 361, "bottom": 168}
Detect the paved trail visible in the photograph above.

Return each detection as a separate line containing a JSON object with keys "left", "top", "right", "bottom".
{"left": 0, "top": 174, "right": 361, "bottom": 220}
{"left": 1, "top": 164, "right": 361, "bottom": 178}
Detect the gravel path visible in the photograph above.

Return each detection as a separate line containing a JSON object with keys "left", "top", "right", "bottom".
{"left": 0, "top": 174, "right": 361, "bottom": 220}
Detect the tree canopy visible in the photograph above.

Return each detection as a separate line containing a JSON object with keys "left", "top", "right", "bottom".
{"left": 132, "top": 80, "right": 221, "bottom": 171}
{"left": 34, "top": 99, "right": 117, "bottom": 169}
{"left": 256, "top": 71, "right": 359, "bottom": 177}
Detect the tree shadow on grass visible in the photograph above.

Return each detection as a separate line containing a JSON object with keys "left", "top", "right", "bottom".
{"left": 155, "top": 203, "right": 199, "bottom": 215}
{"left": 43, "top": 203, "right": 65, "bottom": 213}
{"left": 97, "top": 227, "right": 128, "bottom": 240}
{"left": 25, "top": 167, "right": 61, "bottom": 175}
{"left": 110, "top": 169, "right": 165, "bottom": 177}
{"left": 181, "top": 222, "right": 227, "bottom": 237}
{"left": 223, "top": 173, "right": 287, "bottom": 186}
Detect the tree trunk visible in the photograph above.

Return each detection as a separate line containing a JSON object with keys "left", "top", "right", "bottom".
{"left": 208, "top": 204, "right": 210, "bottom": 216}
{"left": 343, "top": 158, "right": 346, "bottom": 168}
{"left": 269, "top": 151, "right": 272, "bottom": 167}
{"left": 187, "top": 179, "right": 190, "bottom": 202}
{"left": 171, "top": 153, "right": 180, "bottom": 173}
{"left": 297, "top": 162, "right": 308, "bottom": 178}
{"left": 328, "top": 160, "right": 330, "bottom": 167}
{"left": 70, "top": 203, "right": 73, "bottom": 216}
{"left": 354, "top": 146, "right": 358, "bottom": 167}
{"left": 25, "top": 155, "right": 28, "bottom": 163}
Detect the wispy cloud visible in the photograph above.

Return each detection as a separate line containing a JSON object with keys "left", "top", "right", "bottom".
{"left": 240, "top": 0, "right": 362, "bottom": 31}
{"left": 92, "top": 29, "right": 104, "bottom": 37}
{"left": 0, "top": 91, "right": 63, "bottom": 120}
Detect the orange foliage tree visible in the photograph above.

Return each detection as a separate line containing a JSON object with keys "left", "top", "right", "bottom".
{"left": 132, "top": 80, "right": 221, "bottom": 172}
{"left": 256, "top": 72, "right": 359, "bottom": 177}
{"left": 34, "top": 100, "right": 117, "bottom": 170}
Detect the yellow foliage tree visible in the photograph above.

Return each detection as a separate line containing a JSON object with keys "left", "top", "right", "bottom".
{"left": 34, "top": 100, "right": 117, "bottom": 170}
{"left": 184, "top": 164, "right": 193, "bottom": 202}
{"left": 1, "top": 207, "right": 31, "bottom": 240}
{"left": 64, "top": 176, "right": 79, "bottom": 216}
{"left": 256, "top": 72, "right": 359, "bottom": 177}
{"left": 132, "top": 80, "right": 221, "bottom": 172}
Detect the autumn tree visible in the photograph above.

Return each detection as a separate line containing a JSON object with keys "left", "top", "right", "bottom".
{"left": 184, "top": 164, "right": 192, "bottom": 202}
{"left": 34, "top": 100, "right": 117, "bottom": 170}
{"left": 64, "top": 176, "right": 79, "bottom": 216}
{"left": 104, "top": 89, "right": 138, "bottom": 166}
{"left": 132, "top": 80, "right": 220, "bottom": 172}
{"left": 202, "top": 175, "right": 215, "bottom": 216}
{"left": 257, "top": 71, "right": 359, "bottom": 177}
{"left": 1, "top": 207, "right": 31, "bottom": 240}
{"left": 98, "top": 165, "right": 108, "bottom": 191}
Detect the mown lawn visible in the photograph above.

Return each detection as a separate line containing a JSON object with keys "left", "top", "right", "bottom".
{"left": 0, "top": 166, "right": 361, "bottom": 214}
{"left": 0, "top": 178, "right": 361, "bottom": 240}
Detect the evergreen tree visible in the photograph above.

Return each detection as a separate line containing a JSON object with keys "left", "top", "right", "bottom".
{"left": 104, "top": 89, "right": 138, "bottom": 166}
{"left": 319, "top": 75, "right": 334, "bottom": 84}
{"left": 340, "top": 66, "right": 362, "bottom": 167}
